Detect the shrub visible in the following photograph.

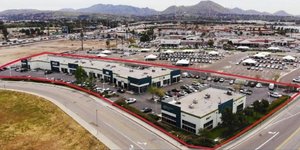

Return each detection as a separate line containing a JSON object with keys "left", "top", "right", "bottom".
{"left": 268, "top": 95, "right": 290, "bottom": 112}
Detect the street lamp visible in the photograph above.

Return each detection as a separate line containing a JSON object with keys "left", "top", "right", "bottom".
{"left": 96, "top": 109, "right": 99, "bottom": 135}
{"left": 9, "top": 67, "right": 12, "bottom": 76}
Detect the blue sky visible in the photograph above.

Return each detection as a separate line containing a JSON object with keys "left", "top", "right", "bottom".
{"left": 0, "top": 0, "right": 299, "bottom": 15}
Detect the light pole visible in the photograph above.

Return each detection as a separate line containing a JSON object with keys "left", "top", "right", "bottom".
{"left": 9, "top": 67, "right": 12, "bottom": 76}
{"left": 96, "top": 109, "right": 99, "bottom": 135}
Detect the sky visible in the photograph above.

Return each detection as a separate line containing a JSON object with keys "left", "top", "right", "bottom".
{"left": 0, "top": 0, "right": 299, "bottom": 15}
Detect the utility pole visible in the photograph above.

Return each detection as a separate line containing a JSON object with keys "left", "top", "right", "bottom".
{"left": 96, "top": 109, "right": 99, "bottom": 134}
{"left": 80, "top": 21, "right": 84, "bottom": 51}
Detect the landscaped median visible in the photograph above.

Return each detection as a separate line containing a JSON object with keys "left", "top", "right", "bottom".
{"left": 0, "top": 75, "right": 299, "bottom": 149}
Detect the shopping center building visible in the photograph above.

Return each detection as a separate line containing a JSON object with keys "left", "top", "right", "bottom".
{"left": 21, "top": 54, "right": 181, "bottom": 94}
{"left": 161, "top": 87, "right": 246, "bottom": 134}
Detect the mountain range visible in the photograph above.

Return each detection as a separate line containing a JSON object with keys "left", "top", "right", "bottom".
{"left": 0, "top": 0, "right": 296, "bottom": 17}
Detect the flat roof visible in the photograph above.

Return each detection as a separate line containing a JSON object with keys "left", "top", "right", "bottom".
{"left": 168, "top": 88, "right": 244, "bottom": 117}
{"left": 35, "top": 55, "right": 173, "bottom": 79}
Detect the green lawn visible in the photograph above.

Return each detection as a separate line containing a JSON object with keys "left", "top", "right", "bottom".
{"left": 0, "top": 90, "right": 108, "bottom": 150}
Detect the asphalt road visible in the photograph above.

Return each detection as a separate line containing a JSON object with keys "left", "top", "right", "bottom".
{"left": 0, "top": 81, "right": 180, "bottom": 150}
{"left": 224, "top": 95, "right": 300, "bottom": 150}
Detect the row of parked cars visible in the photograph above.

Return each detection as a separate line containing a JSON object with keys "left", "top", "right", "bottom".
{"left": 162, "top": 82, "right": 209, "bottom": 100}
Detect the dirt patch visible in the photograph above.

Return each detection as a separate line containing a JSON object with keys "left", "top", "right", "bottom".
{"left": 0, "top": 39, "right": 107, "bottom": 65}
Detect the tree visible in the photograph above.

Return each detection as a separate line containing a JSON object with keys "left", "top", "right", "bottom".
{"left": 155, "top": 88, "right": 165, "bottom": 98}
{"left": 128, "top": 38, "right": 136, "bottom": 44}
{"left": 86, "top": 76, "right": 96, "bottom": 90}
{"left": 207, "top": 39, "right": 214, "bottom": 47}
{"left": 0, "top": 22, "right": 9, "bottom": 41}
{"left": 80, "top": 29, "right": 84, "bottom": 50}
{"left": 106, "top": 39, "right": 110, "bottom": 48}
{"left": 147, "top": 86, "right": 165, "bottom": 99}
{"left": 221, "top": 108, "right": 237, "bottom": 130}
{"left": 140, "top": 33, "right": 150, "bottom": 42}
{"left": 74, "top": 66, "right": 87, "bottom": 84}
{"left": 253, "top": 100, "right": 269, "bottom": 114}
{"left": 148, "top": 86, "right": 158, "bottom": 99}
{"left": 198, "top": 128, "right": 210, "bottom": 137}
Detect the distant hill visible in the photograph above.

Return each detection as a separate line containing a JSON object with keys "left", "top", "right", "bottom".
{"left": 273, "top": 10, "right": 291, "bottom": 16}
{"left": 162, "top": 1, "right": 229, "bottom": 15}
{"left": 230, "top": 8, "right": 271, "bottom": 15}
{"left": 77, "top": 4, "right": 158, "bottom": 16}
{"left": 58, "top": 8, "right": 76, "bottom": 12}
{"left": 0, "top": 1, "right": 297, "bottom": 19}
{"left": 0, "top": 9, "right": 48, "bottom": 15}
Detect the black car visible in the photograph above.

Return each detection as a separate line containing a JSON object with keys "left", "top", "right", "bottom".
{"left": 249, "top": 82, "right": 257, "bottom": 88}
{"left": 185, "top": 89, "right": 192, "bottom": 94}
{"left": 171, "top": 88, "right": 180, "bottom": 93}
{"left": 180, "top": 85, "right": 188, "bottom": 90}
{"left": 141, "top": 107, "right": 152, "bottom": 113}
{"left": 214, "top": 77, "right": 220, "bottom": 82}
{"left": 44, "top": 70, "right": 53, "bottom": 75}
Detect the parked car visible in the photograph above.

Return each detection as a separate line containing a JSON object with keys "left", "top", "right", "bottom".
{"left": 229, "top": 80, "right": 235, "bottom": 85}
{"left": 256, "top": 83, "right": 263, "bottom": 88}
{"left": 171, "top": 88, "right": 180, "bottom": 92}
{"left": 125, "top": 98, "right": 136, "bottom": 104}
{"left": 269, "top": 92, "right": 282, "bottom": 98}
{"left": 249, "top": 82, "right": 257, "bottom": 88}
{"left": 240, "top": 89, "right": 253, "bottom": 95}
{"left": 117, "top": 88, "right": 126, "bottom": 93}
{"left": 293, "top": 78, "right": 300, "bottom": 83}
{"left": 269, "top": 83, "right": 275, "bottom": 90}
{"left": 44, "top": 70, "right": 53, "bottom": 75}
{"left": 214, "top": 77, "right": 220, "bottom": 82}
{"left": 141, "top": 107, "right": 152, "bottom": 113}
{"left": 219, "top": 78, "right": 225, "bottom": 83}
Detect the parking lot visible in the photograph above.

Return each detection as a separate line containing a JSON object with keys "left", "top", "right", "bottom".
{"left": 69, "top": 49, "right": 300, "bottom": 81}
{"left": 0, "top": 66, "right": 295, "bottom": 115}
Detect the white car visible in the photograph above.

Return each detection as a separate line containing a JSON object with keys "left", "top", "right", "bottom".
{"left": 256, "top": 83, "right": 263, "bottom": 88}
{"left": 125, "top": 98, "right": 137, "bottom": 104}
{"left": 269, "top": 92, "right": 282, "bottom": 98}
{"left": 293, "top": 78, "right": 300, "bottom": 83}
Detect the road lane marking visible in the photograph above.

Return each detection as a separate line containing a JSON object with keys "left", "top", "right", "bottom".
{"left": 255, "top": 132, "right": 279, "bottom": 150}
{"left": 264, "top": 111, "right": 300, "bottom": 130}
{"left": 276, "top": 126, "right": 300, "bottom": 150}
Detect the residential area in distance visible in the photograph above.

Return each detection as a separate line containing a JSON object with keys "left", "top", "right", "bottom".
{"left": 0, "top": 0, "right": 300, "bottom": 150}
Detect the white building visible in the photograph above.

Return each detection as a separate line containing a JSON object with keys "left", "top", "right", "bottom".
{"left": 161, "top": 88, "right": 246, "bottom": 134}
{"left": 24, "top": 54, "right": 181, "bottom": 94}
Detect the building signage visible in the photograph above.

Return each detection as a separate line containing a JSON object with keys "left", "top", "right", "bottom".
{"left": 51, "top": 61, "right": 60, "bottom": 67}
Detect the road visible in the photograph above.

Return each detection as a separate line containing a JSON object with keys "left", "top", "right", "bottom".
{"left": 224, "top": 95, "right": 300, "bottom": 150}
{"left": 0, "top": 81, "right": 180, "bottom": 150}
{"left": 279, "top": 67, "right": 300, "bottom": 83}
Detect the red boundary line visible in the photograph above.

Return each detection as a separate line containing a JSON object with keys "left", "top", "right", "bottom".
{"left": 0, "top": 52, "right": 299, "bottom": 150}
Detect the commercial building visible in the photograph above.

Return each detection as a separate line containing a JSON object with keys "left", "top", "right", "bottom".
{"left": 22, "top": 54, "right": 181, "bottom": 94}
{"left": 161, "top": 88, "right": 246, "bottom": 134}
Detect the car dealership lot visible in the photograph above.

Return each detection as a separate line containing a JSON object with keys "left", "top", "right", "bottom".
{"left": 0, "top": 67, "right": 294, "bottom": 116}
{"left": 69, "top": 49, "right": 300, "bottom": 81}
